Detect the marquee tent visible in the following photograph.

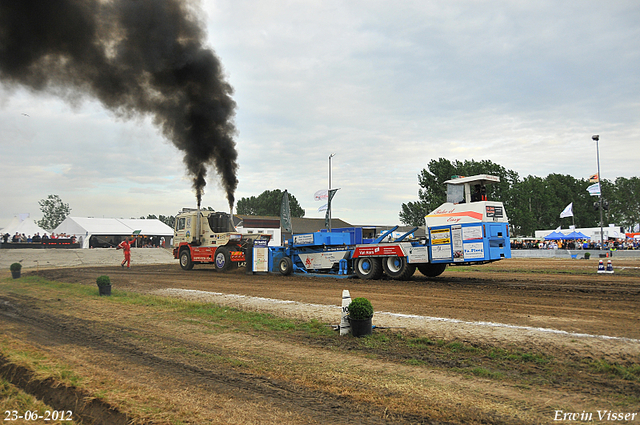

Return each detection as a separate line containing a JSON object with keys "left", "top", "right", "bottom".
{"left": 54, "top": 217, "right": 173, "bottom": 248}
{"left": 564, "top": 231, "right": 590, "bottom": 240}
{"left": 1, "top": 216, "right": 48, "bottom": 239}
{"left": 543, "top": 231, "right": 566, "bottom": 240}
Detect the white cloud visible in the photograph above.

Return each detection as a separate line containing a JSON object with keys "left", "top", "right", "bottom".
{"left": 2, "top": 0, "right": 639, "bottom": 228}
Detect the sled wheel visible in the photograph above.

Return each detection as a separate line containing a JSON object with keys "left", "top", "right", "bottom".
{"left": 417, "top": 263, "right": 447, "bottom": 278}
{"left": 179, "top": 250, "right": 194, "bottom": 270}
{"left": 382, "top": 256, "right": 416, "bottom": 280}
{"left": 355, "top": 257, "right": 383, "bottom": 280}
{"left": 279, "top": 257, "right": 294, "bottom": 276}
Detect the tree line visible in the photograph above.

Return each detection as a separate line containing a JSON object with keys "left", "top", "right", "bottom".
{"left": 38, "top": 171, "right": 638, "bottom": 238}
{"left": 399, "top": 158, "right": 640, "bottom": 237}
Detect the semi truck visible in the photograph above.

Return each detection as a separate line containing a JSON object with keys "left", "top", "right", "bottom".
{"left": 173, "top": 174, "right": 511, "bottom": 279}
{"left": 172, "top": 208, "right": 271, "bottom": 271}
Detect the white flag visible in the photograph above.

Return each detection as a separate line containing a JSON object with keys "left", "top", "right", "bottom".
{"left": 314, "top": 189, "right": 328, "bottom": 201}
{"left": 560, "top": 202, "right": 573, "bottom": 218}
{"left": 317, "top": 203, "right": 328, "bottom": 212}
{"left": 587, "top": 183, "right": 601, "bottom": 196}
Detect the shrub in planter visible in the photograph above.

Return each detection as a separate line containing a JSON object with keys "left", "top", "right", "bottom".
{"left": 584, "top": 252, "right": 591, "bottom": 260}
{"left": 10, "top": 262, "right": 21, "bottom": 279}
{"left": 348, "top": 297, "right": 373, "bottom": 337}
{"left": 96, "top": 275, "right": 111, "bottom": 296}
{"left": 96, "top": 275, "right": 111, "bottom": 286}
{"left": 348, "top": 297, "right": 373, "bottom": 320}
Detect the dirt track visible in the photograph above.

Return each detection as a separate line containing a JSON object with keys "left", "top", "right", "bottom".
{"left": 2, "top": 258, "right": 640, "bottom": 424}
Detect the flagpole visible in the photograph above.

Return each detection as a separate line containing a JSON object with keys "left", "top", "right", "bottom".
{"left": 571, "top": 202, "right": 575, "bottom": 228}
{"left": 328, "top": 153, "right": 335, "bottom": 231}
{"left": 593, "top": 135, "right": 604, "bottom": 249}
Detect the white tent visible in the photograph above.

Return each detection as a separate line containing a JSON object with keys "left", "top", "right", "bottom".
{"left": 2, "top": 216, "right": 48, "bottom": 239}
{"left": 54, "top": 217, "right": 173, "bottom": 248}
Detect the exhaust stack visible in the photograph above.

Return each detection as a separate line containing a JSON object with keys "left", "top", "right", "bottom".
{"left": 194, "top": 202, "right": 201, "bottom": 245}
{"left": 230, "top": 206, "right": 237, "bottom": 232}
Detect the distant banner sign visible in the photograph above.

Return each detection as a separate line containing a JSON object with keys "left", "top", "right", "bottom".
{"left": 293, "top": 234, "right": 314, "bottom": 245}
{"left": 486, "top": 206, "right": 503, "bottom": 218}
{"left": 463, "top": 225, "right": 483, "bottom": 241}
{"left": 407, "top": 246, "right": 429, "bottom": 263}
{"left": 464, "top": 242, "right": 485, "bottom": 259}
{"left": 353, "top": 245, "right": 404, "bottom": 258}
{"left": 314, "top": 189, "right": 328, "bottom": 201}
{"left": 431, "top": 244, "right": 452, "bottom": 260}
{"left": 430, "top": 228, "right": 451, "bottom": 245}
{"left": 587, "top": 183, "right": 601, "bottom": 196}
{"left": 451, "top": 225, "right": 463, "bottom": 262}
{"left": 252, "top": 247, "right": 269, "bottom": 272}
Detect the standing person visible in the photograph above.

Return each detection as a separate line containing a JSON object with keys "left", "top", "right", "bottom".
{"left": 117, "top": 237, "right": 135, "bottom": 268}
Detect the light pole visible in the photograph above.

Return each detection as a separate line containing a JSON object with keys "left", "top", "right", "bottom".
{"left": 328, "top": 153, "right": 335, "bottom": 231}
{"left": 592, "top": 135, "right": 604, "bottom": 249}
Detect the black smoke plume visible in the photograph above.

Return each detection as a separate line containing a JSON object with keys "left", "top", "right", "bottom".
{"left": 0, "top": 0, "right": 238, "bottom": 209}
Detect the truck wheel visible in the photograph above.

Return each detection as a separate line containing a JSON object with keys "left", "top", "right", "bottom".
{"left": 279, "top": 257, "right": 294, "bottom": 276}
{"left": 355, "top": 257, "right": 383, "bottom": 280}
{"left": 214, "top": 247, "right": 232, "bottom": 272}
{"left": 417, "top": 263, "right": 447, "bottom": 278}
{"left": 179, "top": 250, "right": 194, "bottom": 270}
{"left": 382, "top": 256, "right": 416, "bottom": 280}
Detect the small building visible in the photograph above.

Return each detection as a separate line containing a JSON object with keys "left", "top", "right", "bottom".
{"left": 234, "top": 215, "right": 282, "bottom": 246}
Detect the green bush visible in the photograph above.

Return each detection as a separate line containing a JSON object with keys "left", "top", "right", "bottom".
{"left": 10, "top": 263, "right": 22, "bottom": 272}
{"left": 96, "top": 275, "right": 111, "bottom": 286}
{"left": 348, "top": 297, "right": 373, "bottom": 320}
{"left": 584, "top": 252, "right": 591, "bottom": 259}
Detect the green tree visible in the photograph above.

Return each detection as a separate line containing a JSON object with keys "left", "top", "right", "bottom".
{"left": 608, "top": 177, "right": 640, "bottom": 231}
{"left": 158, "top": 215, "right": 175, "bottom": 228}
{"left": 237, "top": 189, "right": 305, "bottom": 217}
{"left": 139, "top": 214, "right": 175, "bottom": 228}
{"left": 37, "top": 194, "right": 71, "bottom": 231}
{"left": 509, "top": 175, "right": 545, "bottom": 236}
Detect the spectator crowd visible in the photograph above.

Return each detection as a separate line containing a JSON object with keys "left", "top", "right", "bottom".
{"left": 2, "top": 232, "right": 77, "bottom": 244}
{"left": 511, "top": 238, "right": 639, "bottom": 250}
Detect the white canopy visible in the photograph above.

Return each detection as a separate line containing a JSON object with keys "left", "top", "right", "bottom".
{"left": 55, "top": 217, "right": 173, "bottom": 248}
{"left": 2, "top": 216, "right": 48, "bottom": 238}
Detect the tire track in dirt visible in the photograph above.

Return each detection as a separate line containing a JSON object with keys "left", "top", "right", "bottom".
{"left": 0, "top": 357, "right": 130, "bottom": 425}
{"left": 0, "top": 293, "right": 449, "bottom": 425}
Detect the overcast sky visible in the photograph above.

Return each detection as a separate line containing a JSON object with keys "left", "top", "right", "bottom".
{"left": 1, "top": 0, "right": 639, "bottom": 229}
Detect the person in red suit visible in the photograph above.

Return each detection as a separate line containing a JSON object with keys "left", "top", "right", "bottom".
{"left": 117, "top": 237, "right": 135, "bottom": 268}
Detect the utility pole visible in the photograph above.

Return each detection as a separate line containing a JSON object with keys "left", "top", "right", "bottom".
{"left": 593, "top": 135, "right": 604, "bottom": 249}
